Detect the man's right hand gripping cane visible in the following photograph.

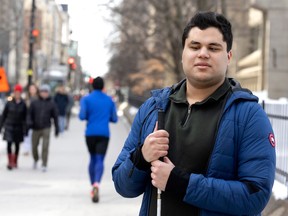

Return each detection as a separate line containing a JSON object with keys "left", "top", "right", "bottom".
{"left": 141, "top": 122, "right": 175, "bottom": 192}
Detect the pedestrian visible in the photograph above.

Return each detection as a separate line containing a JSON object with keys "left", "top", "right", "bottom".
{"left": 0, "top": 84, "right": 27, "bottom": 170}
{"left": 65, "top": 87, "right": 74, "bottom": 130}
{"left": 28, "top": 84, "right": 59, "bottom": 172}
{"left": 23, "top": 83, "right": 39, "bottom": 156}
{"left": 54, "top": 84, "right": 69, "bottom": 134}
{"left": 112, "top": 11, "right": 276, "bottom": 216}
{"left": 79, "top": 76, "right": 118, "bottom": 203}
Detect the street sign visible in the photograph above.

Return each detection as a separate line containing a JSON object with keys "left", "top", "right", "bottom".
{"left": 27, "top": 69, "right": 33, "bottom": 75}
{"left": 0, "top": 67, "right": 10, "bottom": 92}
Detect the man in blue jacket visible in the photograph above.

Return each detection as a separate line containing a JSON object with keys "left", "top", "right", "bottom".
{"left": 112, "top": 11, "right": 276, "bottom": 215}
{"left": 79, "top": 76, "right": 118, "bottom": 203}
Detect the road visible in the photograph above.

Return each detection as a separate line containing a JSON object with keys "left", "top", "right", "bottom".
{"left": 0, "top": 115, "right": 142, "bottom": 216}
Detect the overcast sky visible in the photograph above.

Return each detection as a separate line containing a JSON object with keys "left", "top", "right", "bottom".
{"left": 55, "top": 0, "right": 116, "bottom": 77}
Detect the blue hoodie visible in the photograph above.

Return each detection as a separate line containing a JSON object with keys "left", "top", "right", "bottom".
{"left": 112, "top": 79, "right": 276, "bottom": 216}
{"left": 79, "top": 90, "right": 118, "bottom": 137}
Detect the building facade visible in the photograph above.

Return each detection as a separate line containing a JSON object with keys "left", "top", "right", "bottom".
{"left": 0, "top": 0, "right": 78, "bottom": 91}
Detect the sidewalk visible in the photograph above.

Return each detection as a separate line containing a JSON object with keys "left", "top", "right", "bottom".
{"left": 0, "top": 115, "right": 142, "bottom": 216}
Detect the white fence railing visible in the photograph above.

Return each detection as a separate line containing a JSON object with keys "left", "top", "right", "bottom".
{"left": 262, "top": 101, "right": 288, "bottom": 188}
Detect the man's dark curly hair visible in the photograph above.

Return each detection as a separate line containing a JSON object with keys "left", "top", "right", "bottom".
{"left": 182, "top": 11, "right": 233, "bottom": 52}
{"left": 92, "top": 76, "right": 104, "bottom": 90}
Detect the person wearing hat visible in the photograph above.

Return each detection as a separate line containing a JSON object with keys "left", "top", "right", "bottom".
{"left": 27, "top": 84, "right": 59, "bottom": 172}
{"left": 79, "top": 76, "right": 118, "bottom": 203}
{"left": 0, "top": 84, "right": 27, "bottom": 170}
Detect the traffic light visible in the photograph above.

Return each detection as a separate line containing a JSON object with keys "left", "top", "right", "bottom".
{"left": 32, "top": 29, "right": 39, "bottom": 37}
{"left": 68, "top": 57, "right": 74, "bottom": 65}
{"left": 89, "top": 76, "right": 94, "bottom": 84}
{"left": 68, "top": 57, "right": 77, "bottom": 70}
{"left": 71, "top": 63, "right": 77, "bottom": 70}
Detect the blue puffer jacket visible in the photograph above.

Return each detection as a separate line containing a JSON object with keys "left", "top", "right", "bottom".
{"left": 112, "top": 79, "right": 276, "bottom": 216}
{"left": 79, "top": 90, "right": 118, "bottom": 137}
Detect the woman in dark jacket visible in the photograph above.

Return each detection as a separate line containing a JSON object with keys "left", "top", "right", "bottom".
{"left": 0, "top": 84, "right": 27, "bottom": 170}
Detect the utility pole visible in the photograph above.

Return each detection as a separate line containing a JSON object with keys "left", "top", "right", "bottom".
{"left": 27, "top": 0, "right": 36, "bottom": 86}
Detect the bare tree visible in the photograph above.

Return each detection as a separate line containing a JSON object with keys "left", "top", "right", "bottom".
{"left": 107, "top": 0, "right": 228, "bottom": 93}
{"left": 0, "top": 0, "right": 24, "bottom": 83}
{"left": 106, "top": 0, "right": 153, "bottom": 86}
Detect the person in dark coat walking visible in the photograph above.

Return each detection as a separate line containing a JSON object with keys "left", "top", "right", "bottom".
{"left": 65, "top": 87, "right": 74, "bottom": 131}
{"left": 0, "top": 84, "right": 27, "bottom": 170}
{"left": 28, "top": 84, "right": 59, "bottom": 172}
{"left": 54, "top": 84, "right": 69, "bottom": 134}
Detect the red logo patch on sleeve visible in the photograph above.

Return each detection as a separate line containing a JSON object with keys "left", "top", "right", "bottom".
{"left": 268, "top": 133, "right": 276, "bottom": 147}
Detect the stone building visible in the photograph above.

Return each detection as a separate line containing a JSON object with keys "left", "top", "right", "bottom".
{"left": 234, "top": 0, "right": 288, "bottom": 99}
{"left": 0, "top": 0, "right": 24, "bottom": 85}
{"left": 0, "top": 0, "right": 71, "bottom": 88}
{"left": 22, "top": 0, "right": 71, "bottom": 87}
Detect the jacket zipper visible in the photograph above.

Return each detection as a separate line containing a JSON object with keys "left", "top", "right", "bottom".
{"left": 183, "top": 105, "right": 192, "bottom": 126}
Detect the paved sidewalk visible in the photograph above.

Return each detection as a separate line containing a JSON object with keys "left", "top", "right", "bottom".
{"left": 0, "top": 116, "right": 141, "bottom": 216}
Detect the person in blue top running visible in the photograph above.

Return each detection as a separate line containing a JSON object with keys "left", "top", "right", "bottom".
{"left": 79, "top": 76, "right": 118, "bottom": 203}
{"left": 112, "top": 11, "right": 276, "bottom": 216}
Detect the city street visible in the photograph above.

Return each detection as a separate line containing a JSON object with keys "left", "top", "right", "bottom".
{"left": 0, "top": 115, "right": 142, "bottom": 216}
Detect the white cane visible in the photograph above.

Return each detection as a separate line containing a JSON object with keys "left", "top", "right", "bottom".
{"left": 157, "top": 188, "right": 162, "bottom": 216}
{"left": 157, "top": 110, "right": 165, "bottom": 216}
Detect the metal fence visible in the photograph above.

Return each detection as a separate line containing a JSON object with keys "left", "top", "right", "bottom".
{"left": 128, "top": 94, "right": 147, "bottom": 108}
{"left": 262, "top": 101, "right": 288, "bottom": 187}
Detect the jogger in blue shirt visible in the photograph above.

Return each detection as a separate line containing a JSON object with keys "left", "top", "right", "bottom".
{"left": 79, "top": 77, "right": 118, "bottom": 203}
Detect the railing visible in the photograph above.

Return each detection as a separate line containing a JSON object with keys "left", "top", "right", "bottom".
{"left": 262, "top": 101, "right": 288, "bottom": 188}
{"left": 128, "top": 94, "right": 148, "bottom": 108}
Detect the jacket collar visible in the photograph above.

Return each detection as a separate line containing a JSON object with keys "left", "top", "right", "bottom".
{"left": 150, "top": 78, "right": 258, "bottom": 112}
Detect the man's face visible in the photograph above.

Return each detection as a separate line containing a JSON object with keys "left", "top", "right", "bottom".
{"left": 39, "top": 90, "right": 49, "bottom": 99}
{"left": 182, "top": 27, "right": 232, "bottom": 89}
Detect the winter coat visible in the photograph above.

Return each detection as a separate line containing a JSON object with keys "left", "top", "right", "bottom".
{"left": 54, "top": 93, "right": 69, "bottom": 116}
{"left": 112, "top": 78, "right": 276, "bottom": 216}
{"left": 79, "top": 90, "right": 118, "bottom": 137}
{"left": 66, "top": 94, "right": 74, "bottom": 113}
{"left": 28, "top": 96, "right": 59, "bottom": 132}
{"left": 0, "top": 98, "right": 27, "bottom": 142}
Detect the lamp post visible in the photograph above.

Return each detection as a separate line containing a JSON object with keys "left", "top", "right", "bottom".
{"left": 27, "top": 0, "right": 36, "bottom": 86}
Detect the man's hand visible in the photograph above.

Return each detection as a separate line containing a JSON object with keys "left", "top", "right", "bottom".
{"left": 151, "top": 157, "right": 175, "bottom": 191}
{"left": 141, "top": 123, "right": 169, "bottom": 163}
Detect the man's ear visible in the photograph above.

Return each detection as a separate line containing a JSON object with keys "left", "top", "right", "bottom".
{"left": 227, "top": 51, "right": 232, "bottom": 63}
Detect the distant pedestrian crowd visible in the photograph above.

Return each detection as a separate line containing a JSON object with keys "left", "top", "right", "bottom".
{"left": 0, "top": 83, "right": 74, "bottom": 172}
{"left": 0, "top": 76, "right": 120, "bottom": 205}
